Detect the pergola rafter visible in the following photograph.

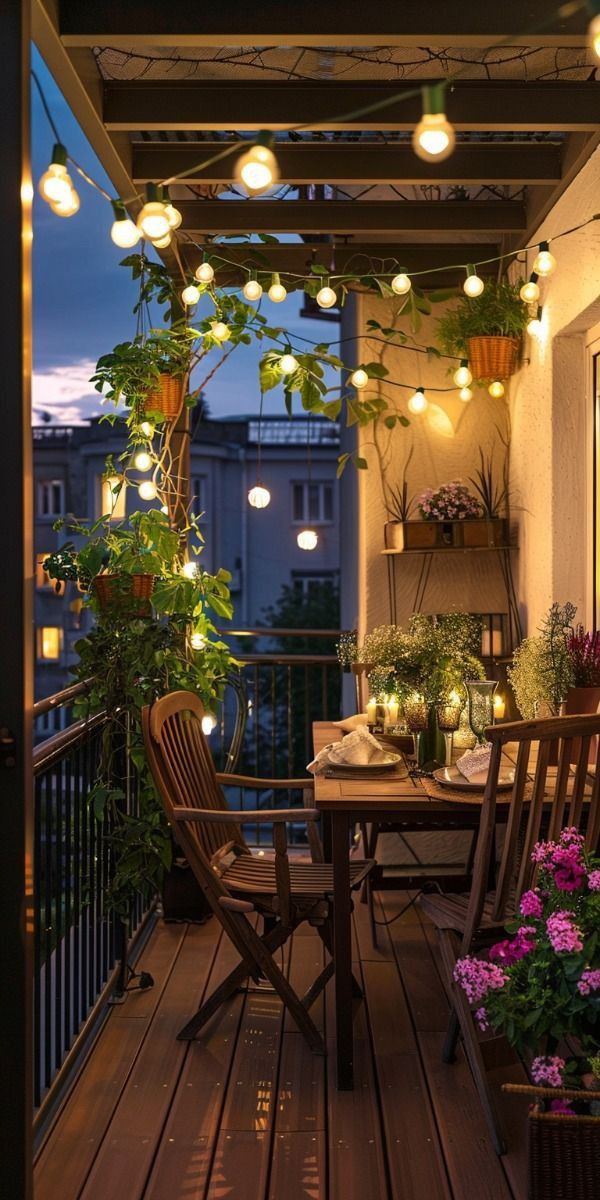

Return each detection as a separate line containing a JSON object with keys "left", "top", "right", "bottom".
{"left": 174, "top": 199, "right": 526, "bottom": 235}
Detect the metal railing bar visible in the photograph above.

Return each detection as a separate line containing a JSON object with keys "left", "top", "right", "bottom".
{"left": 34, "top": 678, "right": 94, "bottom": 718}
{"left": 33, "top": 712, "right": 108, "bottom": 774}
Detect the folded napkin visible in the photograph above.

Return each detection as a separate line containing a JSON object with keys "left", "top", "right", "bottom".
{"left": 307, "top": 725, "right": 384, "bottom": 775}
{"left": 333, "top": 713, "right": 369, "bottom": 733}
{"left": 457, "top": 743, "right": 492, "bottom": 780}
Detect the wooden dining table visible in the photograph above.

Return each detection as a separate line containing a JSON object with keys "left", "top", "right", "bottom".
{"left": 312, "top": 720, "right": 502, "bottom": 1090}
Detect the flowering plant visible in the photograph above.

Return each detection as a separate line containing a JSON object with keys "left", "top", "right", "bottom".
{"left": 567, "top": 624, "right": 600, "bottom": 688}
{"left": 454, "top": 828, "right": 600, "bottom": 1101}
{"left": 418, "top": 480, "right": 482, "bottom": 522}
{"left": 360, "top": 612, "right": 484, "bottom": 703}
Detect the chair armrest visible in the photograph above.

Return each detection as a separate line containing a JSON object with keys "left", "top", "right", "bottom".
{"left": 216, "top": 773, "right": 314, "bottom": 791}
{"left": 171, "top": 805, "right": 320, "bottom": 825}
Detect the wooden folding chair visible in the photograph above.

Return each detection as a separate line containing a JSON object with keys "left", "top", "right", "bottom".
{"left": 142, "top": 690, "right": 374, "bottom": 1054}
{"left": 420, "top": 713, "right": 600, "bottom": 1155}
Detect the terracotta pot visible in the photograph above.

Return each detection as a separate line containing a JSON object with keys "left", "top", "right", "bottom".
{"left": 468, "top": 335, "right": 521, "bottom": 381}
{"left": 564, "top": 685, "right": 600, "bottom": 764}
{"left": 94, "top": 573, "right": 155, "bottom": 613}
{"left": 144, "top": 373, "right": 183, "bottom": 420}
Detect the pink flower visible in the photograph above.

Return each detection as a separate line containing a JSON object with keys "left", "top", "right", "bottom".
{"left": 453, "top": 956, "right": 508, "bottom": 1005}
{"left": 559, "top": 828, "right": 585, "bottom": 848}
{"left": 531, "top": 1055, "right": 565, "bottom": 1088}
{"left": 474, "top": 1007, "right": 489, "bottom": 1031}
{"left": 546, "top": 910, "right": 584, "bottom": 954}
{"left": 520, "top": 889, "right": 543, "bottom": 919}
{"left": 489, "top": 926, "right": 536, "bottom": 966}
{"left": 577, "top": 968, "right": 600, "bottom": 996}
{"left": 588, "top": 870, "right": 600, "bottom": 891}
{"left": 532, "top": 840, "right": 554, "bottom": 865}
{"left": 550, "top": 1100, "right": 574, "bottom": 1115}
{"left": 551, "top": 847, "right": 587, "bottom": 892}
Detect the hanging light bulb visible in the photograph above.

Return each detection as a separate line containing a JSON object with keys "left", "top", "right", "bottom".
{"left": 463, "top": 267, "right": 485, "bottom": 298}
{"left": 526, "top": 305, "right": 543, "bottom": 337}
{"left": 268, "top": 274, "right": 287, "bottom": 303}
{"left": 279, "top": 353, "right": 298, "bottom": 375}
{"left": 412, "top": 85, "right": 455, "bottom": 162}
{"left": 453, "top": 360, "right": 472, "bottom": 388}
{"left": 316, "top": 280, "right": 337, "bottom": 309}
{"left": 297, "top": 528, "right": 318, "bottom": 551}
{"left": 110, "top": 200, "right": 139, "bottom": 248}
{"left": 50, "top": 186, "right": 80, "bottom": 218}
{"left": 195, "top": 260, "right": 215, "bottom": 284}
{"left": 202, "top": 714, "right": 217, "bottom": 735}
{"left": 488, "top": 380, "right": 505, "bottom": 399}
{"left": 533, "top": 240, "right": 556, "bottom": 277}
{"left": 391, "top": 273, "right": 412, "bottom": 296}
{"left": 140, "top": 420, "right": 154, "bottom": 438}
{"left": 182, "top": 561, "right": 198, "bottom": 579}
{"left": 590, "top": 12, "right": 600, "bottom": 60}
{"left": 408, "top": 387, "right": 428, "bottom": 414}
{"left": 182, "top": 283, "right": 201, "bottom": 307}
{"left": 38, "top": 144, "right": 71, "bottom": 205}
{"left": 210, "top": 320, "right": 231, "bottom": 342}
{"left": 459, "top": 386, "right": 473, "bottom": 402}
{"left": 160, "top": 505, "right": 169, "bottom": 516}
{"left": 138, "top": 480, "right": 158, "bottom": 501}
{"left": 520, "top": 273, "right": 540, "bottom": 304}
{"left": 234, "top": 131, "right": 279, "bottom": 196}
{"left": 248, "top": 484, "right": 271, "bottom": 509}
{"left": 134, "top": 450, "right": 152, "bottom": 472}
{"left": 190, "top": 631, "right": 206, "bottom": 650}
{"left": 137, "top": 185, "right": 170, "bottom": 240}
{"left": 163, "top": 191, "right": 182, "bottom": 230}
{"left": 243, "top": 277, "right": 263, "bottom": 302}
{"left": 151, "top": 231, "right": 172, "bottom": 249}
{"left": 350, "top": 368, "right": 369, "bottom": 390}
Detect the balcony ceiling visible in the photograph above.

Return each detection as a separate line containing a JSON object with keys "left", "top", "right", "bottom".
{"left": 33, "top": 0, "right": 600, "bottom": 283}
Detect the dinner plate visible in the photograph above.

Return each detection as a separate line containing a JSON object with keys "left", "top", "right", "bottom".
{"left": 433, "top": 765, "right": 515, "bottom": 792}
{"left": 327, "top": 748, "right": 403, "bottom": 774}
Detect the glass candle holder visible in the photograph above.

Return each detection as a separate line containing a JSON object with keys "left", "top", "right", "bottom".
{"left": 466, "top": 680, "right": 498, "bottom": 744}
{"left": 436, "top": 701, "right": 462, "bottom": 765}
{"left": 404, "top": 697, "right": 429, "bottom": 758}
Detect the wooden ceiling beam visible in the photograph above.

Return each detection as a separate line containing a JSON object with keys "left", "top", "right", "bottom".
{"left": 176, "top": 199, "right": 526, "bottom": 235}
{"left": 59, "top": 0, "right": 591, "bottom": 47}
{"left": 132, "top": 140, "right": 563, "bottom": 186}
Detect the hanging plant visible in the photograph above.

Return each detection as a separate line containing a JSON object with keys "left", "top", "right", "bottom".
{"left": 436, "top": 279, "right": 529, "bottom": 382}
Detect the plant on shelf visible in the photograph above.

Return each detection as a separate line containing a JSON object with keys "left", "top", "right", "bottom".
{"left": 508, "top": 602, "right": 579, "bottom": 718}
{"left": 469, "top": 447, "right": 509, "bottom": 520}
{"left": 436, "top": 278, "right": 529, "bottom": 382}
{"left": 384, "top": 445, "right": 415, "bottom": 524}
{"left": 417, "top": 480, "right": 482, "bottom": 522}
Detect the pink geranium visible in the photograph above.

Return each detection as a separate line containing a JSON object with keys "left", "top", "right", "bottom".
{"left": 453, "top": 956, "right": 507, "bottom": 1005}
{"left": 551, "top": 846, "right": 587, "bottom": 892}
{"left": 588, "top": 869, "right": 600, "bottom": 891}
{"left": 489, "top": 926, "right": 537, "bottom": 966}
{"left": 520, "top": 889, "right": 543, "bottom": 918}
{"left": 531, "top": 1056, "right": 566, "bottom": 1088}
{"left": 546, "top": 910, "right": 584, "bottom": 954}
{"left": 577, "top": 968, "right": 600, "bottom": 996}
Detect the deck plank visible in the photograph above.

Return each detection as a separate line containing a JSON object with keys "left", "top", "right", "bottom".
{"left": 382, "top": 894, "right": 450, "bottom": 1031}
{"left": 326, "top": 996, "right": 389, "bottom": 1200}
{"left": 268, "top": 1132, "right": 327, "bottom": 1200}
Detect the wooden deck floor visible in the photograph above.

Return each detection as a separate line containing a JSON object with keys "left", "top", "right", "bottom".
{"left": 35, "top": 892, "right": 530, "bottom": 1200}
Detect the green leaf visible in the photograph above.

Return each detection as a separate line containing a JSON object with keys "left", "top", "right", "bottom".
{"left": 336, "top": 452, "right": 351, "bottom": 478}
{"left": 354, "top": 456, "right": 368, "bottom": 469}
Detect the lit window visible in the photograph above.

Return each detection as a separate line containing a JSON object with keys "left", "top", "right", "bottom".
{"left": 292, "top": 482, "right": 334, "bottom": 525}
{"left": 37, "top": 627, "right": 63, "bottom": 661}
{"left": 35, "top": 553, "right": 65, "bottom": 595}
{"left": 37, "top": 480, "right": 65, "bottom": 518}
{"left": 100, "top": 475, "right": 126, "bottom": 520}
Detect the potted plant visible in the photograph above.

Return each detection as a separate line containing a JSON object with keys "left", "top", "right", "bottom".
{"left": 508, "top": 603, "right": 577, "bottom": 719}
{"left": 454, "top": 827, "right": 600, "bottom": 1200}
{"left": 464, "top": 448, "right": 510, "bottom": 547}
{"left": 91, "top": 328, "right": 194, "bottom": 422}
{"left": 383, "top": 448, "right": 422, "bottom": 550}
{"left": 417, "top": 480, "right": 483, "bottom": 547}
{"left": 436, "top": 279, "right": 529, "bottom": 382}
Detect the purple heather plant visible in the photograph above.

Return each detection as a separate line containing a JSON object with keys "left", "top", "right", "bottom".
{"left": 567, "top": 624, "right": 600, "bottom": 688}
{"left": 417, "top": 479, "right": 482, "bottom": 522}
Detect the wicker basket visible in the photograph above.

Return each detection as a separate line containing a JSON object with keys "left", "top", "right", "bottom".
{"left": 144, "top": 373, "right": 183, "bottom": 420}
{"left": 94, "top": 573, "right": 155, "bottom": 612}
{"left": 504, "top": 1083, "right": 600, "bottom": 1200}
{"left": 468, "top": 335, "right": 521, "bottom": 381}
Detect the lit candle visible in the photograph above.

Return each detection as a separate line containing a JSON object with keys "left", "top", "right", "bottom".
{"left": 386, "top": 696, "right": 399, "bottom": 727}
{"left": 493, "top": 695, "right": 506, "bottom": 720}
{"left": 366, "top": 698, "right": 377, "bottom": 725}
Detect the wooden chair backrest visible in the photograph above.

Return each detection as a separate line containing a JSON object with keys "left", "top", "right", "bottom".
{"left": 142, "top": 691, "right": 248, "bottom": 876}
{"left": 462, "top": 712, "right": 600, "bottom": 949}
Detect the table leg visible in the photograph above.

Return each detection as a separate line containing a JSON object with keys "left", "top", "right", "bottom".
{"left": 331, "top": 812, "right": 353, "bottom": 1089}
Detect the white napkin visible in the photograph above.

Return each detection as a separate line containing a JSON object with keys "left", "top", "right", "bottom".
{"left": 457, "top": 743, "right": 492, "bottom": 780}
{"left": 333, "top": 713, "right": 369, "bottom": 733}
{"left": 307, "top": 726, "right": 384, "bottom": 775}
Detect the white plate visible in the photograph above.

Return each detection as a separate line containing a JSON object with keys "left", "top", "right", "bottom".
{"left": 327, "top": 748, "right": 403, "bottom": 774}
{"left": 433, "top": 765, "right": 515, "bottom": 792}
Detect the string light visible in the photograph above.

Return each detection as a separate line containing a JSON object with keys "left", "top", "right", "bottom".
{"left": 201, "top": 714, "right": 217, "bottom": 735}
{"left": 350, "top": 368, "right": 369, "bottom": 390}
{"left": 391, "top": 273, "right": 412, "bottom": 296}
{"left": 195, "top": 260, "right": 215, "bottom": 283}
{"left": 316, "top": 281, "right": 337, "bottom": 309}
{"left": 297, "top": 529, "right": 318, "bottom": 551}
{"left": 248, "top": 484, "right": 271, "bottom": 509}
{"left": 526, "top": 305, "right": 543, "bottom": 336}
{"left": 459, "top": 386, "right": 473, "bottom": 402}
{"left": 151, "top": 231, "right": 172, "bottom": 249}
{"left": 533, "top": 240, "right": 557, "bottom": 277}
{"left": 453, "top": 360, "right": 472, "bottom": 388}
{"left": 163, "top": 195, "right": 182, "bottom": 230}
{"left": 182, "top": 283, "right": 201, "bottom": 306}
{"left": 243, "top": 277, "right": 263, "bottom": 302}
{"left": 412, "top": 85, "right": 455, "bottom": 162}
{"left": 140, "top": 421, "right": 154, "bottom": 438}
{"left": 182, "top": 561, "right": 198, "bottom": 579}
{"left": 520, "top": 273, "right": 540, "bottom": 304}
{"left": 190, "top": 631, "right": 206, "bottom": 650}
{"left": 235, "top": 131, "right": 279, "bottom": 196}
{"left": 138, "top": 480, "right": 158, "bottom": 500}
{"left": 488, "top": 381, "right": 505, "bottom": 399}
{"left": 210, "top": 320, "right": 231, "bottom": 341}
{"left": 279, "top": 353, "right": 298, "bottom": 375}
{"left": 268, "top": 274, "right": 287, "bottom": 303}
{"left": 38, "top": 143, "right": 72, "bottom": 205}
{"left": 110, "top": 200, "right": 139, "bottom": 248}
{"left": 408, "top": 387, "right": 427, "bottom": 414}
{"left": 136, "top": 185, "right": 170, "bottom": 240}
{"left": 589, "top": 11, "right": 600, "bottom": 60}
{"left": 463, "top": 267, "right": 485, "bottom": 298}
{"left": 50, "top": 187, "right": 80, "bottom": 218}
{"left": 133, "top": 450, "right": 152, "bottom": 471}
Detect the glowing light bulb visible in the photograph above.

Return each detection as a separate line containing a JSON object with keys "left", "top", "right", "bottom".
{"left": 488, "top": 380, "right": 505, "bottom": 399}
{"left": 50, "top": 187, "right": 80, "bottom": 217}
{"left": 181, "top": 284, "right": 200, "bottom": 307}
{"left": 202, "top": 714, "right": 217, "bottom": 735}
{"left": 520, "top": 275, "right": 540, "bottom": 304}
{"left": 211, "top": 321, "right": 231, "bottom": 341}
{"left": 391, "top": 273, "right": 412, "bottom": 296}
{"left": 412, "top": 87, "right": 455, "bottom": 161}
{"left": 316, "top": 285, "right": 337, "bottom": 309}
{"left": 134, "top": 450, "right": 152, "bottom": 472}
{"left": 160, "top": 505, "right": 169, "bottom": 515}
{"left": 195, "top": 261, "right": 215, "bottom": 283}
{"left": 268, "top": 275, "right": 287, "bottom": 303}
{"left": 464, "top": 270, "right": 484, "bottom": 298}
{"left": 140, "top": 421, "right": 154, "bottom": 438}
{"left": 351, "top": 368, "right": 369, "bottom": 390}
{"left": 151, "top": 231, "right": 172, "bottom": 249}
{"left": 137, "top": 201, "right": 170, "bottom": 241}
{"left": 533, "top": 241, "right": 556, "bottom": 277}
{"left": 527, "top": 306, "right": 543, "bottom": 337}
{"left": 590, "top": 13, "right": 600, "bottom": 60}
{"left": 297, "top": 528, "right": 318, "bottom": 551}
{"left": 248, "top": 484, "right": 271, "bottom": 509}
{"left": 458, "top": 386, "right": 473, "bottom": 403}
{"left": 279, "top": 354, "right": 298, "bottom": 375}
{"left": 182, "top": 561, "right": 198, "bottom": 579}
{"left": 235, "top": 133, "right": 279, "bottom": 196}
{"left": 453, "top": 360, "right": 472, "bottom": 388}
{"left": 408, "top": 388, "right": 427, "bottom": 414}
{"left": 110, "top": 201, "right": 139, "bottom": 248}
{"left": 191, "top": 631, "right": 206, "bottom": 650}
{"left": 243, "top": 278, "right": 263, "bottom": 302}
{"left": 38, "top": 145, "right": 71, "bottom": 205}
{"left": 164, "top": 202, "right": 182, "bottom": 230}
{"left": 138, "top": 480, "right": 158, "bottom": 501}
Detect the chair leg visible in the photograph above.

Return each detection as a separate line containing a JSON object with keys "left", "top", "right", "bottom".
{"left": 238, "top": 913, "right": 325, "bottom": 1055}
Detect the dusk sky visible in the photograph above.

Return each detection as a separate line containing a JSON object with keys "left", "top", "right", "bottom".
{"left": 31, "top": 48, "right": 337, "bottom": 426}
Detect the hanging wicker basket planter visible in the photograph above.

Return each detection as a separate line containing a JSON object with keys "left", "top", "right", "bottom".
{"left": 468, "top": 335, "right": 521, "bottom": 381}
{"left": 94, "top": 573, "right": 155, "bottom": 613}
{"left": 143, "top": 373, "right": 183, "bottom": 421}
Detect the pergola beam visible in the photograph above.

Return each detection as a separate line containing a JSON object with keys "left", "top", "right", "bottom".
{"left": 176, "top": 199, "right": 526, "bottom": 235}
{"left": 59, "top": 0, "right": 592, "bottom": 47}
{"left": 132, "top": 141, "right": 563, "bottom": 186}
{"left": 104, "top": 80, "right": 600, "bottom": 133}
